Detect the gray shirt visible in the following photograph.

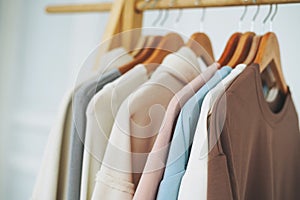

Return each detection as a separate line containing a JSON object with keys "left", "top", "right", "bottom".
{"left": 67, "top": 68, "right": 121, "bottom": 200}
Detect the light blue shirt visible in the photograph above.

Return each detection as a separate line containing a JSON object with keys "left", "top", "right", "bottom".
{"left": 156, "top": 66, "right": 232, "bottom": 200}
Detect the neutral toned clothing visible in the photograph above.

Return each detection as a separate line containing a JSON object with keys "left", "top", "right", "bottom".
{"left": 80, "top": 65, "right": 149, "bottom": 200}
{"left": 92, "top": 47, "right": 202, "bottom": 200}
{"left": 32, "top": 48, "right": 132, "bottom": 200}
{"left": 31, "top": 89, "right": 74, "bottom": 200}
{"left": 208, "top": 64, "right": 300, "bottom": 200}
{"left": 133, "top": 63, "right": 220, "bottom": 200}
{"left": 156, "top": 67, "right": 232, "bottom": 200}
{"left": 68, "top": 69, "right": 121, "bottom": 200}
{"left": 178, "top": 64, "right": 246, "bottom": 200}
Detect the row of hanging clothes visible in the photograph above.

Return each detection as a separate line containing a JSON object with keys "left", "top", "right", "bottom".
{"left": 32, "top": 4, "right": 300, "bottom": 200}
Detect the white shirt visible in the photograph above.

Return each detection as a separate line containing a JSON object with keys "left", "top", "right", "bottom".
{"left": 80, "top": 65, "right": 149, "bottom": 200}
{"left": 178, "top": 64, "right": 246, "bottom": 200}
{"left": 91, "top": 47, "right": 202, "bottom": 200}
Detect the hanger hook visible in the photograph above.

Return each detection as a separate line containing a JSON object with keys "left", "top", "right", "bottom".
{"left": 175, "top": 9, "right": 183, "bottom": 24}
{"left": 240, "top": 5, "right": 248, "bottom": 22}
{"left": 252, "top": 5, "right": 260, "bottom": 21}
{"left": 250, "top": 5, "right": 260, "bottom": 32}
{"left": 238, "top": 5, "right": 248, "bottom": 31}
{"left": 200, "top": 8, "right": 206, "bottom": 22}
{"left": 158, "top": 0, "right": 175, "bottom": 26}
{"left": 263, "top": 4, "right": 273, "bottom": 24}
{"left": 270, "top": 4, "right": 278, "bottom": 22}
{"left": 261, "top": 4, "right": 273, "bottom": 33}
{"left": 169, "top": 0, "right": 182, "bottom": 26}
{"left": 200, "top": 8, "right": 206, "bottom": 32}
{"left": 270, "top": 4, "right": 278, "bottom": 31}
{"left": 152, "top": 10, "right": 163, "bottom": 26}
{"left": 160, "top": 9, "right": 169, "bottom": 26}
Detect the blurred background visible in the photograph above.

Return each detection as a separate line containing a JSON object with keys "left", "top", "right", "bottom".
{"left": 0, "top": 0, "right": 299, "bottom": 199}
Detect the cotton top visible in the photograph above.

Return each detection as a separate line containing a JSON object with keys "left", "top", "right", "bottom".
{"left": 133, "top": 63, "right": 220, "bottom": 200}
{"left": 156, "top": 66, "right": 232, "bottom": 200}
{"left": 80, "top": 65, "right": 149, "bottom": 200}
{"left": 91, "top": 47, "right": 202, "bottom": 200}
{"left": 31, "top": 47, "right": 132, "bottom": 200}
{"left": 177, "top": 64, "right": 246, "bottom": 200}
{"left": 31, "top": 88, "right": 74, "bottom": 200}
{"left": 67, "top": 51, "right": 132, "bottom": 200}
{"left": 207, "top": 64, "right": 300, "bottom": 200}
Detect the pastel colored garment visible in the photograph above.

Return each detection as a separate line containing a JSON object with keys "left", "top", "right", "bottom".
{"left": 178, "top": 64, "right": 246, "bottom": 200}
{"left": 156, "top": 66, "right": 232, "bottom": 200}
{"left": 92, "top": 47, "right": 202, "bottom": 200}
{"left": 80, "top": 65, "right": 149, "bottom": 200}
{"left": 133, "top": 63, "right": 219, "bottom": 200}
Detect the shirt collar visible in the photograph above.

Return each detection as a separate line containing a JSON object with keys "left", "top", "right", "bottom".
{"left": 152, "top": 47, "right": 202, "bottom": 84}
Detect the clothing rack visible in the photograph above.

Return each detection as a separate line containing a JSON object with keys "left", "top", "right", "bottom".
{"left": 45, "top": 0, "right": 300, "bottom": 60}
{"left": 46, "top": 0, "right": 300, "bottom": 13}
{"left": 46, "top": 3, "right": 112, "bottom": 13}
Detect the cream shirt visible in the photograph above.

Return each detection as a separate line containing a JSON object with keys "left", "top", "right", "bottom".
{"left": 32, "top": 48, "right": 132, "bottom": 200}
{"left": 31, "top": 88, "right": 73, "bottom": 200}
{"left": 133, "top": 63, "right": 218, "bottom": 200}
{"left": 91, "top": 47, "right": 202, "bottom": 200}
{"left": 177, "top": 64, "right": 246, "bottom": 200}
{"left": 80, "top": 65, "right": 149, "bottom": 200}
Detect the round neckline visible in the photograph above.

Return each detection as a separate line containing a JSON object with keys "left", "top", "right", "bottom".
{"left": 252, "top": 64, "right": 291, "bottom": 126}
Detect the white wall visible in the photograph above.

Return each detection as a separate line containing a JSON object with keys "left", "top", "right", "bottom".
{"left": 0, "top": 0, "right": 109, "bottom": 199}
{"left": 0, "top": 1, "right": 299, "bottom": 199}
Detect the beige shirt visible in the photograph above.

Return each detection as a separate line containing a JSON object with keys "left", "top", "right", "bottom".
{"left": 91, "top": 47, "right": 202, "bottom": 200}
{"left": 133, "top": 63, "right": 219, "bottom": 200}
{"left": 32, "top": 48, "right": 132, "bottom": 200}
{"left": 31, "top": 88, "right": 73, "bottom": 200}
{"left": 80, "top": 65, "right": 149, "bottom": 200}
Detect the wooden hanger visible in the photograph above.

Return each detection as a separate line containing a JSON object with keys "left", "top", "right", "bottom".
{"left": 133, "top": 36, "right": 152, "bottom": 59}
{"left": 143, "top": 33, "right": 184, "bottom": 74}
{"left": 118, "top": 36, "right": 162, "bottom": 74}
{"left": 243, "top": 35, "right": 261, "bottom": 65}
{"left": 253, "top": 32, "right": 288, "bottom": 94}
{"left": 130, "top": 35, "right": 149, "bottom": 58}
{"left": 227, "top": 32, "right": 255, "bottom": 68}
{"left": 187, "top": 32, "right": 215, "bottom": 66}
{"left": 217, "top": 32, "right": 242, "bottom": 67}
{"left": 188, "top": 32, "right": 214, "bottom": 59}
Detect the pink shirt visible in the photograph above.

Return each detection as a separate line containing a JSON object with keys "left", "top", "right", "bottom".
{"left": 133, "top": 63, "right": 219, "bottom": 200}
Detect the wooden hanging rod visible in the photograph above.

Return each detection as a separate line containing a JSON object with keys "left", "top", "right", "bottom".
{"left": 46, "top": 3, "right": 112, "bottom": 13}
{"left": 136, "top": 0, "right": 300, "bottom": 11}
{"left": 46, "top": 0, "right": 300, "bottom": 14}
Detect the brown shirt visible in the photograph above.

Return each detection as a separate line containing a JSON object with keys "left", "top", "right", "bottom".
{"left": 208, "top": 64, "right": 300, "bottom": 200}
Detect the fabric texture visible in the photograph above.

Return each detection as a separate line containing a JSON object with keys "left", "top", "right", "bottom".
{"left": 31, "top": 48, "right": 132, "bottom": 200}
{"left": 156, "top": 66, "right": 232, "bottom": 200}
{"left": 31, "top": 88, "right": 74, "bottom": 200}
{"left": 207, "top": 64, "right": 300, "bottom": 200}
{"left": 67, "top": 69, "right": 122, "bottom": 200}
{"left": 66, "top": 48, "right": 132, "bottom": 200}
{"left": 178, "top": 64, "right": 246, "bottom": 200}
{"left": 133, "top": 63, "right": 220, "bottom": 200}
{"left": 80, "top": 65, "right": 149, "bottom": 200}
{"left": 92, "top": 47, "right": 202, "bottom": 200}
